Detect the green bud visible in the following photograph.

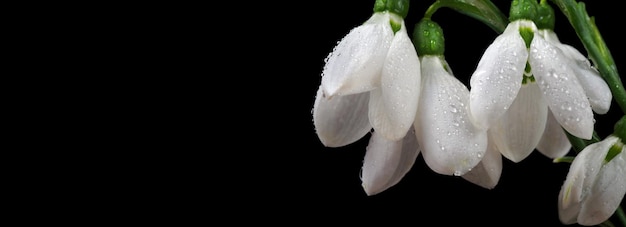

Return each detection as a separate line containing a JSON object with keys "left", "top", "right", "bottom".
{"left": 374, "top": 0, "right": 387, "bottom": 13}
{"left": 509, "top": 0, "right": 538, "bottom": 22}
{"left": 387, "top": 0, "right": 409, "bottom": 18}
{"left": 536, "top": 1, "right": 555, "bottom": 30}
{"left": 614, "top": 116, "right": 626, "bottom": 141}
{"left": 374, "top": 0, "right": 408, "bottom": 18}
{"left": 412, "top": 19, "right": 445, "bottom": 56}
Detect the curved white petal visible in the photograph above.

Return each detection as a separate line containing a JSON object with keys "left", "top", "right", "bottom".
{"left": 361, "top": 128, "right": 420, "bottom": 196}
{"left": 469, "top": 21, "right": 528, "bottom": 129}
{"left": 490, "top": 82, "right": 548, "bottom": 162}
{"left": 558, "top": 182, "right": 580, "bottom": 225}
{"left": 529, "top": 35, "right": 594, "bottom": 139}
{"left": 313, "top": 86, "right": 372, "bottom": 147}
{"left": 321, "top": 13, "right": 393, "bottom": 97}
{"left": 537, "top": 110, "right": 572, "bottom": 159}
{"left": 541, "top": 30, "right": 612, "bottom": 114}
{"left": 558, "top": 136, "right": 619, "bottom": 222}
{"left": 570, "top": 64, "right": 612, "bottom": 114}
{"left": 415, "top": 56, "right": 488, "bottom": 176}
{"left": 461, "top": 134, "right": 502, "bottom": 189}
{"left": 369, "top": 23, "right": 421, "bottom": 141}
{"left": 578, "top": 145, "right": 626, "bottom": 225}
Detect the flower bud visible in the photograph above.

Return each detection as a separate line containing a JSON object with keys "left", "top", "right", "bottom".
{"left": 412, "top": 19, "right": 445, "bottom": 56}
{"left": 509, "top": 0, "right": 538, "bottom": 22}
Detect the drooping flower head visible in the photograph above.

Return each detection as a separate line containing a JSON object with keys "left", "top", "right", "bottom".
{"left": 412, "top": 19, "right": 488, "bottom": 176}
{"left": 468, "top": 0, "right": 612, "bottom": 163}
{"left": 312, "top": 0, "right": 422, "bottom": 196}
{"left": 558, "top": 117, "right": 626, "bottom": 225}
{"left": 313, "top": 0, "right": 421, "bottom": 146}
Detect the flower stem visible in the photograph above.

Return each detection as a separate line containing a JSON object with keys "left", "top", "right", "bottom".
{"left": 600, "top": 220, "right": 616, "bottom": 227}
{"left": 615, "top": 206, "right": 626, "bottom": 227}
{"left": 564, "top": 128, "right": 600, "bottom": 153}
{"left": 424, "top": 0, "right": 507, "bottom": 33}
{"left": 553, "top": 156, "right": 574, "bottom": 163}
{"left": 550, "top": 0, "right": 626, "bottom": 114}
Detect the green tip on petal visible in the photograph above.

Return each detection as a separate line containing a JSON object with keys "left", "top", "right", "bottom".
{"left": 535, "top": 0, "right": 555, "bottom": 30}
{"left": 605, "top": 141, "right": 623, "bottom": 163}
{"left": 522, "top": 75, "right": 535, "bottom": 84}
{"left": 509, "top": 0, "right": 538, "bottom": 22}
{"left": 412, "top": 18, "right": 445, "bottom": 56}
{"left": 519, "top": 26, "right": 534, "bottom": 48}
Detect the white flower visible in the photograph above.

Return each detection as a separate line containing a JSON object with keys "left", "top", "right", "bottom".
{"left": 538, "top": 29, "right": 612, "bottom": 115}
{"left": 414, "top": 56, "right": 488, "bottom": 176}
{"left": 462, "top": 133, "right": 503, "bottom": 189}
{"left": 535, "top": 110, "right": 572, "bottom": 159}
{"left": 488, "top": 81, "right": 548, "bottom": 162}
{"left": 468, "top": 20, "right": 612, "bottom": 162}
{"left": 558, "top": 136, "right": 626, "bottom": 226}
{"left": 362, "top": 55, "right": 491, "bottom": 194}
{"left": 361, "top": 128, "right": 420, "bottom": 195}
{"left": 313, "top": 11, "right": 421, "bottom": 146}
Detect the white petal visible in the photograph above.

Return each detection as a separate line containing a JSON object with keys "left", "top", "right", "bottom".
{"left": 361, "top": 128, "right": 420, "bottom": 196}
{"left": 369, "top": 23, "right": 421, "bottom": 141}
{"left": 529, "top": 35, "right": 594, "bottom": 139}
{"left": 462, "top": 134, "right": 503, "bottom": 189}
{"left": 578, "top": 144, "right": 626, "bottom": 225}
{"left": 321, "top": 13, "right": 393, "bottom": 97}
{"left": 558, "top": 136, "right": 619, "bottom": 215}
{"left": 536, "top": 110, "right": 572, "bottom": 159}
{"left": 571, "top": 64, "right": 612, "bottom": 114}
{"left": 415, "top": 56, "right": 488, "bottom": 176}
{"left": 490, "top": 82, "right": 548, "bottom": 162}
{"left": 312, "top": 86, "right": 372, "bottom": 147}
{"left": 469, "top": 21, "right": 528, "bottom": 129}
{"left": 541, "top": 30, "right": 612, "bottom": 114}
{"left": 558, "top": 182, "right": 580, "bottom": 225}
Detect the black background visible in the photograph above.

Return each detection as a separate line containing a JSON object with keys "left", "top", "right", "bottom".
{"left": 239, "top": 0, "right": 625, "bottom": 226}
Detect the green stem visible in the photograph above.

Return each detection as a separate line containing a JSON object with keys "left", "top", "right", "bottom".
{"left": 564, "top": 128, "right": 600, "bottom": 153}
{"left": 550, "top": 0, "right": 626, "bottom": 114}
{"left": 615, "top": 206, "right": 626, "bottom": 227}
{"left": 553, "top": 156, "right": 574, "bottom": 163}
{"left": 600, "top": 220, "right": 616, "bottom": 227}
{"left": 424, "top": 0, "right": 507, "bottom": 33}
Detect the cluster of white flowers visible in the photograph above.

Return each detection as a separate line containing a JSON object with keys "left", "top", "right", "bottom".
{"left": 312, "top": 1, "right": 625, "bottom": 226}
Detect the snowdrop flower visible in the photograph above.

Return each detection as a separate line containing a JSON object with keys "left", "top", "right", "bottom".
{"left": 462, "top": 133, "right": 503, "bottom": 189}
{"left": 361, "top": 129, "right": 420, "bottom": 195}
{"left": 412, "top": 19, "right": 488, "bottom": 176}
{"left": 312, "top": 0, "right": 420, "bottom": 196}
{"left": 313, "top": 0, "right": 420, "bottom": 146}
{"left": 468, "top": 0, "right": 611, "bottom": 162}
{"left": 558, "top": 135, "right": 626, "bottom": 225}
{"left": 536, "top": 28, "right": 612, "bottom": 115}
